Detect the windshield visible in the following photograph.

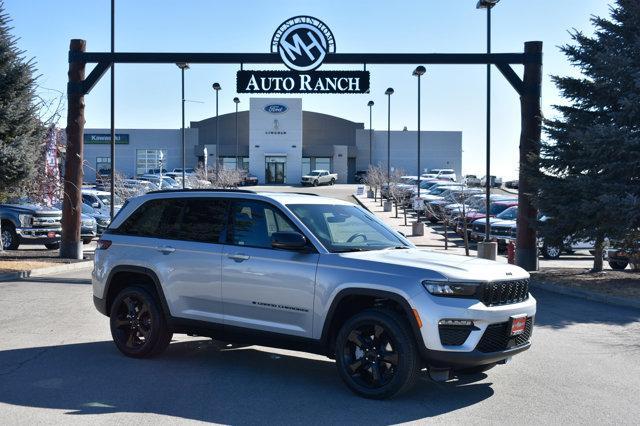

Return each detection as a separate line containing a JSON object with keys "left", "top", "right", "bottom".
{"left": 308, "top": 171, "right": 321, "bottom": 176}
{"left": 497, "top": 206, "right": 518, "bottom": 220}
{"left": 96, "top": 194, "right": 123, "bottom": 206}
{"left": 288, "top": 204, "right": 409, "bottom": 252}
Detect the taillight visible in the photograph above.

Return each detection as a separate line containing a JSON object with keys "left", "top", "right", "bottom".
{"left": 96, "top": 239, "right": 112, "bottom": 250}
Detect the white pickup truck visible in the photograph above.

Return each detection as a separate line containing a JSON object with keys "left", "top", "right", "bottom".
{"left": 301, "top": 170, "right": 338, "bottom": 186}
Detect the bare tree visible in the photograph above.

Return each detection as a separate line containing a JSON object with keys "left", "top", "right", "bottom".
{"left": 364, "top": 165, "right": 384, "bottom": 202}
{"left": 211, "top": 168, "right": 243, "bottom": 188}
{"left": 388, "top": 169, "right": 409, "bottom": 219}
{"left": 424, "top": 188, "right": 479, "bottom": 253}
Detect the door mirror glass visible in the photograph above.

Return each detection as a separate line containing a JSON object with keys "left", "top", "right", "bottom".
{"left": 271, "top": 231, "right": 307, "bottom": 250}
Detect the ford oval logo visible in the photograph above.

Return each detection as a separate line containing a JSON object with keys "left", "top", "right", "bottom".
{"left": 264, "top": 104, "right": 288, "bottom": 114}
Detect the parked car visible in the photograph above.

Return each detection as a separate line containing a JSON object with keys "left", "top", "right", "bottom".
{"left": 53, "top": 202, "right": 97, "bottom": 244}
{"left": 147, "top": 168, "right": 168, "bottom": 174}
{"left": 300, "top": 170, "right": 338, "bottom": 186}
{"left": 82, "top": 189, "right": 123, "bottom": 216}
{"left": 505, "top": 179, "right": 519, "bottom": 189}
{"left": 468, "top": 201, "right": 519, "bottom": 240}
{"left": 487, "top": 206, "right": 519, "bottom": 247}
{"left": 121, "top": 179, "right": 159, "bottom": 197}
{"left": 0, "top": 201, "right": 62, "bottom": 250}
{"left": 462, "top": 174, "right": 481, "bottom": 187}
{"left": 354, "top": 170, "right": 368, "bottom": 183}
{"left": 481, "top": 175, "right": 503, "bottom": 188}
{"left": 172, "top": 168, "right": 196, "bottom": 175}
{"left": 82, "top": 203, "right": 111, "bottom": 236}
{"left": 93, "top": 190, "right": 536, "bottom": 399}
{"left": 421, "top": 168, "right": 456, "bottom": 182}
{"left": 241, "top": 174, "right": 259, "bottom": 186}
{"left": 139, "top": 174, "right": 181, "bottom": 190}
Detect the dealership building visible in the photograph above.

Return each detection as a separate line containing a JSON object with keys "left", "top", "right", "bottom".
{"left": 83, "top": 97, "right": 462, "bottom": 184}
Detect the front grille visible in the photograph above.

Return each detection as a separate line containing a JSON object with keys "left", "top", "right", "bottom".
{"left": 32, "top": 216, "right": 62, "bottom": 227}
{"left": 438, "top": 325, "right": 473, "bottom": 346}
{"left": 479, "top": 279, "right": 529, "bottom": 307}
{"left": 473, "top": 223, "right": 485, "bottom": 233}
{"left": 492, "top": 226, "right": 512, "bottom": 237}
{"left": 476, "top": 317, "right": 534, "bottom": 353}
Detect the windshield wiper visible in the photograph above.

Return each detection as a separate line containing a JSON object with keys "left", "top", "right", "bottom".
{"left": 384, "top": 246, "right": 411, "bottom": 250}
{"left": 333, "top": 247, "right": 371, "bottom": 253}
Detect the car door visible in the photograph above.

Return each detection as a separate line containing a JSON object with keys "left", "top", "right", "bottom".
{"left": 117, "top": 196, "right": 228, "bottom": 323}
{"left": 221, "top": 199, "right": 319, "bottom": 337}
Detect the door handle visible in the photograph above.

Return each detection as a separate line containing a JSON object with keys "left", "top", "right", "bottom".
{"left": 157, "top": 245, "right": 176, "bottom": 254}
{"left": 228, "top": 253, "right": 250, "bottom": 262}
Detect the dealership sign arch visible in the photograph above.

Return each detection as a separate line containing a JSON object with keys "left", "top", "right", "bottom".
{"left": 63, "top": 15, "right": 543, "bottom": 271}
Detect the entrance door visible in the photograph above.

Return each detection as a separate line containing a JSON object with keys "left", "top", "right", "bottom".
{"left": 265, "top": 158, "right": 286, "bottom": 184}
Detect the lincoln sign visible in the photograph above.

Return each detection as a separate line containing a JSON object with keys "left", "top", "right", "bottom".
{"left": 236, "top": 16, "right": 370, "bottom": 94}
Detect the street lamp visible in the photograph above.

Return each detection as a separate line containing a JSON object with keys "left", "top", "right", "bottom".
{"left": 176, "top": 62, "right": 190, "bottom": 188}
{"left": 384, "top": 88, "right": 394, "bottom": 212}
{"left": 212, "top": 82, "right": 221, "bottom": 171}
{"left": 233, "top": 97, "right": 240, "bottom": 170}
{"left": 477, "top": 0, "right": 499, "bottom": 258}
{"left": 413, "top": 66, "right": 426, "bottom": 234}
{"left": 367, "top": 100, "right": 374, "bottom": 168}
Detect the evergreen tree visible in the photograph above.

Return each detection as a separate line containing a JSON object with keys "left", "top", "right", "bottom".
{"left": 537, "top": 0, "right": 640, "bottom": 271}
{"left": 0, "top": 1, "right": 42, "bottom": 194}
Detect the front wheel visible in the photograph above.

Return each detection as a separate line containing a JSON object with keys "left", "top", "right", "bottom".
{"left": 330, "top": 179, "right": 336, "bottom": 185}
{"left": 109, "top": 286, "right": 172, "bottom": 358}
{"left": 313, "top": 180, "right": 319, "bottom": 187}
{"left": 609, "top": 259, "right": 629, "bottom": 270}
{"left": 335, "top": 308, "right": 420, "bottom": 399}
{"left": 542, "top": 244, "right": 561, "bottom": 260}
{"left": 44, "top": 242, "right": 60, "bottom": 250}
{"left": 1, "top": 223, "right": 19, "bottom": 250}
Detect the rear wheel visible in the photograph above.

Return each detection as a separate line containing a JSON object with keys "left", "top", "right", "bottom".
{"left": 82, "top": 237, "right": 93, "bottom": 244}
{"left": 335, "top": 309, "right": 420, "bottom": 399}
{"left": 44, "top": 242, "right": 60, "bottom": 250}
{"left": 1, "top": 223, "right": 19, "bottom": 250}
{"left": 330, "top": 178, "right": 336, "bottom": 185}
{"left": 109, "top": 286, "right": 172, "bottom": 358}
{"left": 609, "top": 259, "right": 629, "bottom": 270}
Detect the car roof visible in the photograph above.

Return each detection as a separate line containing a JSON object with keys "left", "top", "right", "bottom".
{"left": 82, "top": 189, "right": 110, "bottom": 196}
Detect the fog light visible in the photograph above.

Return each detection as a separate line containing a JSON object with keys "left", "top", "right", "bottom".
{"left": 438, "top": 319, "right": 474, "bottom": 327}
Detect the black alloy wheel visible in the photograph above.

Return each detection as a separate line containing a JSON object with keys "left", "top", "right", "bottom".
{"left": 609, "top": 259, "right": 629, "bottom": 270}
{"left": 313, "top": 179, "right": 319, "bottom": 187}
{"left": 110, "top": 287, "right": 172, "bottom": 358}
{"left": 335, "top": 309, "right": 420, "bottom": 399}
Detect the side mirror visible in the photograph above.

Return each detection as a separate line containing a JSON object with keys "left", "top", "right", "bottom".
{"left": 92, "top": 202, "right": 100, "bottom": 208}
{"left": 271, "top": 231, "right": 308, "bottom": 251}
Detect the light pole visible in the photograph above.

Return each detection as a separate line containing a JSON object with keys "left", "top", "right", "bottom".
{"left": 212, "top": 82, "right": 221, "bottom": 170}
{"left": 413, "top": 66, "right": 426, "bottom": 235}
{"left": 367, "top": 100, "right": 374, "bottom": 167}
{"left": 176, "top": 62, "right": 189, "bottom": 188}
{"left": 384, "top": 88, "right": 394, "bottom": 212}
{"left": 233, "top": 97, "right": 240, "bottom": 169}
{"left": 477, "top": 0, "right": 499, "bottom": 259}
{"left": 109, "top": 0, "right": 115, "bottom": 219}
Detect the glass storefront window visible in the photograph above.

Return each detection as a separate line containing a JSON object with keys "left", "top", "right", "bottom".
{"left": 136, "top": 149, "right": 167, "bottom": 176}
{"left": 302, "top": 157, "right": 310, "bottom": 176}
{"left": 222, "top": 157, "right": 237, "bottom": 170}
{"left": 96, "top": 157, "right": 111, "bottom": 177}
{"left": 315, "top": 157, "right": 331, "bottom": 171}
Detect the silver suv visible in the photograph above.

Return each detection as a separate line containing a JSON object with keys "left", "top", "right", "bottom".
{"left": 92, "top": 190, "right": 536, "bottom": 399}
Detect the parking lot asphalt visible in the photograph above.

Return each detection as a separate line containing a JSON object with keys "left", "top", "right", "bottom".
{"left": 0, "top": 269, "right": 639, "bottom": 425}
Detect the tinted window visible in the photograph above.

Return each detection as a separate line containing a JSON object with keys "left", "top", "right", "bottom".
{"left": 229, "top": 200, "right": 296, "bottom": 249}
{"left": 118, "top": 197, "right": 227, "bottom": 243}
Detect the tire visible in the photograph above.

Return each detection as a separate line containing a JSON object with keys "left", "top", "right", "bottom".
{"left": 83, "top": 237, "right": 93, "bottom": 244}
{"left": 335, "top": 308, "right": 420, "bottom": 399}
{"left": 609, "top": 259, "right": 629, "bottom": 270}
{"left": 330, "top": 179, "right": 336, "bottom": 185}
{"left": 109, "top": 286, "right": 172, "bottom": 358}
{"left": 542, "top": 244, "right": 561, "bottom": 260}
{"left": 456, "top": 363, "right": 496, "bottom": 375}
{"left": 313, "top": 180, "right": 319, "bottom": 187}
{"left": 44, "top": 242, "right": 60, "bottom": 250}
{"left": 429, "top": 217, "right": 439, "bottom": 224}
{"left": 1, "top": 222, "right": 19, "bottom": 250}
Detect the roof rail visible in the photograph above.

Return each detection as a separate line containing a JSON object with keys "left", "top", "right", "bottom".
{"left": 147, "top": 188, "right": 256, "bottom": 195}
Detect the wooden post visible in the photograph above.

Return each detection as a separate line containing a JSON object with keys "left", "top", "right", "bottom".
{"left": 60, "top": 39, "right": 86, "bottom": 259}
{"left": 515, "top": 41, "right": 543, "bottom": 271}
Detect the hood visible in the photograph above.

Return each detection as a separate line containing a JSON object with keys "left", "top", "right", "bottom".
{"left": 472, "top": 216, "right": 502, "bottom": 225}
{"left": 467, "top": 212, "right": 487, "bottom": 220}
{"left": 338, "top": 248, "right": 528, "bottom": 282}
{"left": 492, "top": 219, "right": 517, "bottom": 228}
{"left": 1, "top": 204, "right": 62, "bottom": 215}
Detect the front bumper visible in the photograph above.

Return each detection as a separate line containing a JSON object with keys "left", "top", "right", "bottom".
{"left": 93, "top": 295, "right": 108, "bottom": 316}
{"left": 16, "top": 227, "right": 61, "bottom": 240}
{"left": 412, "top": 289, "right": 537, "bottom": 368}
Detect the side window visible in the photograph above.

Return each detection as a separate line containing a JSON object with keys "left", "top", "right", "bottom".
{"left": 230, "top": 200, "right": 296, "bottom": 249}
{"left": 176, "top": 198, "right": 228, "bottom": 243}
{"left": 117, "top": 199, "right": 176, "bottom": 237}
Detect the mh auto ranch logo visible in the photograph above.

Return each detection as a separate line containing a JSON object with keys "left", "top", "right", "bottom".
{"left": 236, "top": 16, "right": 370, "bottom": 94}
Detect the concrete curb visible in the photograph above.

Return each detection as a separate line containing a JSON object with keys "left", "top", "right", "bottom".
{"left": 0, "top": 261, "right": 93, "bottom": 282}
{"left": 530, "top": 280, "right": 640, "bottom": 310}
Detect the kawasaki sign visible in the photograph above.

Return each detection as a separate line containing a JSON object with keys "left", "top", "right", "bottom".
{"left": 237, "top": 16, "right": 370, "bottom": 94}
{"left": 84, "top": 133, "right": 129, "bottom": 144}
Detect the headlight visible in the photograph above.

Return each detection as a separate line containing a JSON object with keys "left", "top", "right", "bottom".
{"left": 96, "top": 218, "right": 110, "bottom": 226}
{"left": 82, "top": 219, "right": 95, "bottom": 227}
{"left": 422, "top": 280, "right": 479, "bottom": 297}
{"left": 18, "top": 214, "right": 33, "bottom": 227}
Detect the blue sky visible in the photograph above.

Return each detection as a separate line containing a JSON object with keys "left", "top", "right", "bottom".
{"left": 6, "top": 0, "right": 613, "bottom": 179}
